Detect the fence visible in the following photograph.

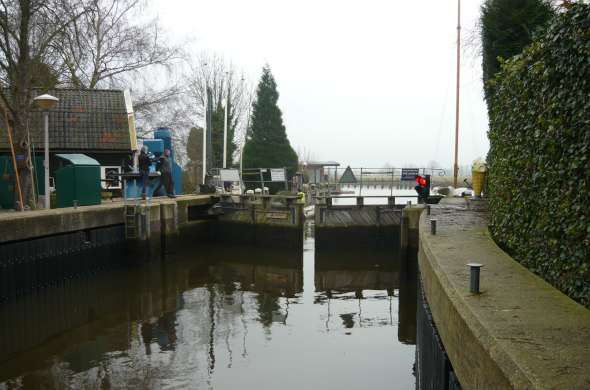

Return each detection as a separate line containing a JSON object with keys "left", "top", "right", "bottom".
{"left": 309, "top": 167, "right": 447, "bottom": 198}
{"left": 207, "top": 167, "right": 291, "bottom": 194}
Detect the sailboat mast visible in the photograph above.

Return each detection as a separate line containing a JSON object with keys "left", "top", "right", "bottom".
{"left": 453, "top": 0, "right": 461, "bottom": 187}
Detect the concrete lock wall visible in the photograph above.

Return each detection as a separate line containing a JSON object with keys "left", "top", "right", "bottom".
{"left": 417, "top": 200, "right": 590, "bottom": 390}
{"left": 0, "top": 195, "right": 307, "bottom": 299}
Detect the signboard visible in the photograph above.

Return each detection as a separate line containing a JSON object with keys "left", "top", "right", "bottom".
{"left": 220, "top": 169, "right": 240, "bottom": 182}
{"left": 270, "top": 168, "right": 286, "bottom": 182}
{"left": 401, "top": 168, "right": 420, "bottom": 181}
{"left": 101, "top": 166, "right": 122, "bottom": 189}
{"left": 339, "top": 166, "right": 357, "bottom": 184}
{"left": 266, "top": 212, "right": 289, "bottom": 220}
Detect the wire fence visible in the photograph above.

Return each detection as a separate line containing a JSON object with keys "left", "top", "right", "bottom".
{"left": 309, "top": 167, "right": 455, "bottom": 198}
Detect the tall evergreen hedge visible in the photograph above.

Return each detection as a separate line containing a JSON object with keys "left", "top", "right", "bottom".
{"left": 480, "top": 0, "right": 555, "bottom": 101}
{"left": 487, "top": 4, "right": 590, "bottom": 307}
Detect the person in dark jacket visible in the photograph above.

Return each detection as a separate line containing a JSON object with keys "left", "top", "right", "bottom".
{"left": 138, "top": 146, "right": 152, "bottom": 200}
{"left": 154, "top": 149, "right": 175, "bottom": 198}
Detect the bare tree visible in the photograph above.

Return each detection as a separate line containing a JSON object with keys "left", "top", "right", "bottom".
{"left": 0, "top": 0, "right": 87, "bottom": 208}
{"left": 132, "top": 81, "right": 194, "bottom": 165}
{"left": 58, "top": 0, "right": 180, "bottom": 89}
{"left": 185, "top": 52, "right": 253, "bottom": 164}
{"left": 58, "top": 0, "right": 186, "bottom": 156}
{"left": 296, "top": 146, "right": 317, "bottom": 165}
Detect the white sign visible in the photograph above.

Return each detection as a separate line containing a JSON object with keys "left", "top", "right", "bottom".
{"left": 270, "top": 168, "right": 286, "bottom": 182}
{"left": 220, "top": 169, "right": 240, "bottom": 182}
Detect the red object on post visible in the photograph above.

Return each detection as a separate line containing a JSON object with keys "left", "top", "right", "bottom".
{"left": 416, "top": 175, "right": 427, "bottom": 187}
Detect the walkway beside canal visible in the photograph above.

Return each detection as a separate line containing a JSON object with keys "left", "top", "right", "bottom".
{"left": 418, "top": 198, "right": 590, "bottom": 389}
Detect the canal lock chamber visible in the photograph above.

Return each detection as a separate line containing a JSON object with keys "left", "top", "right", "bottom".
{"left": 0, "top": 206, "right": 459, "bottom": 389}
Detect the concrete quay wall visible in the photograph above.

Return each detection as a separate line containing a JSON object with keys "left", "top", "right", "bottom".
{"left": 418, "top": 199, "right": 590, "bottom": 389}
{"left": 0, "top": 196, "right": 215, "bottom": 300}
{"left": 0, "top": 194, "right": 307, "bottom": 299}
{"left": 0, "top": 195, "right": 215, "bottom": 245}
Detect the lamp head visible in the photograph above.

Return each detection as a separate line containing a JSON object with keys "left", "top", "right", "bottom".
{"left": 33, "top": 94, "right": 59, "bottom": 110}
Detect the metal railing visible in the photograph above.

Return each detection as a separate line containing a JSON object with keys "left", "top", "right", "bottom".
{"left": 203, "top": 167, "right": 292, "bottom": 193}
{"left": 309, "top": 167, "right": 447, "bottom": 198}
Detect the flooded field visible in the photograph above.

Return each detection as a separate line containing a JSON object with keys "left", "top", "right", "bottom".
{"left": 0, "top": 222, "right": 417, "bottom": 389}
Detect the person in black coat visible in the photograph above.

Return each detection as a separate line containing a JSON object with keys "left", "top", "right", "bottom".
{"left": 154, "top": 149, "right": 175, "bottom": 198}
{"left": 138, "top": 146, "right": 152, "bottom": 200}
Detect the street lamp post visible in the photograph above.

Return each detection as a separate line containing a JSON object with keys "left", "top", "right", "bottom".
{"left": 223, "top": 71, "right": 229, "bottom": 169}
{"left": 33, "top": 94, "right": 59, "bottom": 209}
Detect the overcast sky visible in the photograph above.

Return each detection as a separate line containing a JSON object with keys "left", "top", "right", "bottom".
{"left": 154, "top": 0, "right": 489, "bottom": 169}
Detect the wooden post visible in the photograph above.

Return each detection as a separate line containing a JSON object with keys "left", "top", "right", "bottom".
{"left": 453, "top": 0, "right": 461, "bottom": 188}
{"left": 3, "top": 108, "right": 24, "bottom": 211}
{"left": 359, "top": 168, "right": 363, "bottom": 197}
{"left": 388, "top": 196, "right": 396, "bottom": 208}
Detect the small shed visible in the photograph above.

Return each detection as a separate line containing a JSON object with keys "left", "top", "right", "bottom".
{"left": 0, "top": 88, "right": 137, "bottom": 196}
{"left": 304, "top": 161, "right": 340, "bottom": 184}
{"left": 55, "top": 154, "right": 101, "bottom": 208}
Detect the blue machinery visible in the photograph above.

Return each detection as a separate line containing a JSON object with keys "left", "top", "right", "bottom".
{"left": 124, "top": 128, "right": 183, "bottom": 199}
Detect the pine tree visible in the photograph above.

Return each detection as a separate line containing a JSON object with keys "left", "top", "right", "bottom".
{"left": 184, "top": 127, "right": 203, "bottom": 192}
{"left": 243, "top": 66, "right": 298, "bottom": 175}
{"left": 186, "top": 127, "right": 203, "bottom": 162}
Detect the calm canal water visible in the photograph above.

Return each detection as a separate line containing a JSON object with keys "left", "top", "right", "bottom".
{"left": 0, "top": 221, "right": 417, "bottom": 389}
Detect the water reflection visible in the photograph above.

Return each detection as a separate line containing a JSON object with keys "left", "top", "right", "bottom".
{"left": 0, "top": 224, "right": 417, "bottom": 390}
{"left": 314, "top": 248, "right": 417, "bottom": 343}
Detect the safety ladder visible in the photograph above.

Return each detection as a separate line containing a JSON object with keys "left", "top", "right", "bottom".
{"left": 125, "top": 205, "right": 138, "bottom": 239}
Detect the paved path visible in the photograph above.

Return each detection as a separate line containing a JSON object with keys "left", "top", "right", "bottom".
{"left": 420, "top": 198, "right": 590, "bottom": 389}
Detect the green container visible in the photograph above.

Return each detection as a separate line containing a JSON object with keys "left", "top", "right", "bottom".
{"left": 55, "top": 154, "right": 101, "bottom": 208}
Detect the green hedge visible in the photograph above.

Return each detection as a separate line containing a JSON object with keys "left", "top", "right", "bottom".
{"left": 487, "top": 4, "right": 590, "bottom": 307}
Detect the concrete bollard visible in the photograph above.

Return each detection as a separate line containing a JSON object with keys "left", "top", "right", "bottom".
{"left": 430, "top": 219, "right": 437, "bottom": 235}
{"left": 467, "top": 263, "right": 484, "bottom": 293}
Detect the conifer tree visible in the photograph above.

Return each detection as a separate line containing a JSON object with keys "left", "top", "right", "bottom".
{"left": 480, "top": 0, "right": 555, "bottom": 102}
{"left": 243, "top": 66, "right": 298, "bottom": 175}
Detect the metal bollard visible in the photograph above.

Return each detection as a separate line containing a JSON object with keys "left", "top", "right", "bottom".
{"left": 73, "top": 200, "right": 78, "bottom": 209}
{"left": 407, "top": 200, "right": 412, "bottom": 208}
{"left": 467, "top": 263, "right": 484, "bottom": 293}
{"left": 427, "top": 205, "right": 431, "bottom": 215}
{"left": 430, "top": 219, "right": 437, "bottom": 235}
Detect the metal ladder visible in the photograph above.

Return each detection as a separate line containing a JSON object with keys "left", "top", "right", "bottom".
{"left": 125, "top": 205, "right": 138, "bottom": 239}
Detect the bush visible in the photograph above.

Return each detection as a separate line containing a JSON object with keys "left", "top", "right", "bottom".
{"left": 487, "top": 4, "right": 590, "bottom": 307}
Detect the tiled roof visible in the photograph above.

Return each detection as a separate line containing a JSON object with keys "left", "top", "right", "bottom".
{"left": 1, "top": 89, "right": 133, "bottom": 151}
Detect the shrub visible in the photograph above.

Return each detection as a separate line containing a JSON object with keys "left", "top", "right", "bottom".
{"left": 487, "top": 3, "right": 590, "bottom": 307}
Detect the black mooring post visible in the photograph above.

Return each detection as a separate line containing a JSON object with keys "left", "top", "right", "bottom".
{"left": 467, "top": 263, "right": 483, "bottom": 294}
